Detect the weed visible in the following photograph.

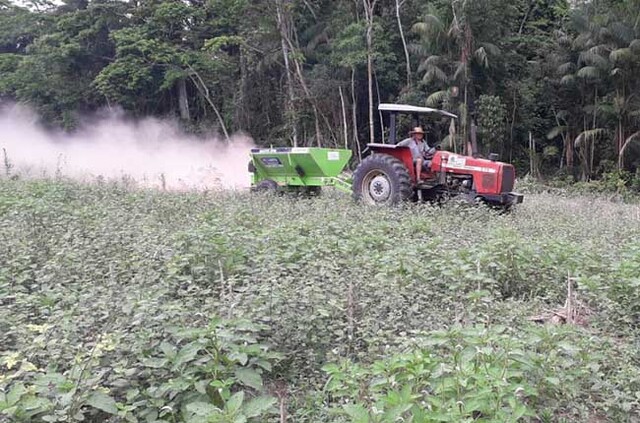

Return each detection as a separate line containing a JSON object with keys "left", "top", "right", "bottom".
{"left": 3, "top": 148, "right": 13, "bottom": 177}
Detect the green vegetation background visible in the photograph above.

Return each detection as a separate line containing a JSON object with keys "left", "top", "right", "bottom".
{"left": 2, "top": 0, "right": 640, "bottom": 183}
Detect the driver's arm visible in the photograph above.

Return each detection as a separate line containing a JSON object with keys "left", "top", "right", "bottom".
{"left": 422, "top": 140, "right": 436, "bottom": 157}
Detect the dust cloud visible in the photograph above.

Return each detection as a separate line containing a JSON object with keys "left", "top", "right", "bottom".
{"left": 0, "top": 103, "right": 256, "bottom": 191}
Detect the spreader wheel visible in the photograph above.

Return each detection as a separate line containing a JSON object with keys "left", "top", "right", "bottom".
{"left": 255, "top": 179, "right": 278, "bottom": 193}
{"left": 305, "top": 186, "right": 322, "bottom": 197}
{"left": 352, "top": 154, "right": 412, "bottom": 205}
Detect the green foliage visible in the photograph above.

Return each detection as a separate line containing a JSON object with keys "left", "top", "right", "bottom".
{"left": 1, "top": 313, "right": 281, "bottom": 422}
{"left": 0, "top": 1, "right": 129, "bottom": 128}
{"left": 330, "top": 21, "right": 368, "bottom": 73}
{"left": 477, "top": 94, "right": 508, "bottom": 155}
{"left": 0, "top": 3, "right": 52, "bottom": 54}
{"left": 93, "top": 26, "right": 182, "bottom": 109}
{"left": 324, "top": 324, "right": 636, "bottom": 422}
{"left": 1, "top": 0, "right": 640, "bottom": 181}
{"left": 3, "top": 179, "right": 640, "bottom": 421}
{"left": 594, "top": 243, "right": 640, "bottom": 327}
{"left": 0, "top": 181, "right": 281, "bottom": 422}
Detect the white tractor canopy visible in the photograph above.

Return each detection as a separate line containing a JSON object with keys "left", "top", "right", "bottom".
{"left": 377, "top": 103, "right": 457, "bottom": 144}
{"left": 378, "top": 103, "right": 457, "bottom": 119}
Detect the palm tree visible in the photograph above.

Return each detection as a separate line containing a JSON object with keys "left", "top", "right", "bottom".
{"left": 409, "top": 7, "right": 500, "bottom": 155}
{"left": 619, "top": 131, "right": 640, "bottom": 168}
{"left": 608, "top": 35, "right": 640, "bottom": 168}
{"left": 550, "top": 9, "right": 638, "bottom": 179}
{"left": 566, "top": 8, "right": 640, "bottom": 174}
{"left": 547, "top": 109, "right": 574, "bottom": 169}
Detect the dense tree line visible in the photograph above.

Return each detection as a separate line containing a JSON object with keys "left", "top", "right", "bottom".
{"left": 1, "top": 0, "right": 640, "bottom": 179}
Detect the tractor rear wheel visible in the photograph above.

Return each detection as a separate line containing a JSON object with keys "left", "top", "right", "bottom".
{"left": 352, "top": 154, "right": 412, "bottom": 205}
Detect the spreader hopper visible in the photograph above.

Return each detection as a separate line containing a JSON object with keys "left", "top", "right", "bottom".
{"left": 249, "top": 147, "right": 353, "bottom": 194}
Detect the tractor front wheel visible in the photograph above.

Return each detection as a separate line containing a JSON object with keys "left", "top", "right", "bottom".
{"left": 352, "top": 154, "right": 412, "bottom": 205}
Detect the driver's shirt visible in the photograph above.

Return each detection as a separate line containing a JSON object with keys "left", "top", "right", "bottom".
{"left": 397, "top": 137, "right": 431, "bottom": 161}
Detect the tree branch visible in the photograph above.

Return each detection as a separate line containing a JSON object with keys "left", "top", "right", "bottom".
{"left": 186, "top": 64, "right": 230, "bottom": 141}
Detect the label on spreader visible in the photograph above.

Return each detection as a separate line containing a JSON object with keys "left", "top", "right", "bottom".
{"left": 328, "top": 151, "right": 340, "bottom": 161}
{"left": 260, "top": 157, "right": 283, "bottom": 167}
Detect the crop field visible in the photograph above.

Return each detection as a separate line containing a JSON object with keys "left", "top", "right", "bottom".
{"left": 1, "top": 178, "right": 640, "bottom": 422}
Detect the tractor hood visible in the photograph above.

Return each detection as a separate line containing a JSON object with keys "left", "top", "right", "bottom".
{"left": 431, "top": 152, "right": 516, "bottom": 195}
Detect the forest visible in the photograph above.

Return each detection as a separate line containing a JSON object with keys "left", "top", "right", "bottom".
{"left": 1, "top": 0, "right": 640, "bottom": 182}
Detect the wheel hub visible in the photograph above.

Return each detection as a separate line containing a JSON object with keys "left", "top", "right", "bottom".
{"left": 368, "top": 174, "right": 391, "bottom": 201}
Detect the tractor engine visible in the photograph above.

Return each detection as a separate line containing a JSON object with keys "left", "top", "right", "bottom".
{"left": 430, "top": 152, "right": 519, "bottom": 205}
{"left": 443, "top": 173, "right": 473, "bottom": 195}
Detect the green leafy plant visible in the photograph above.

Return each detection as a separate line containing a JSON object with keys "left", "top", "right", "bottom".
{"left": 1, "top": 315, "right": 281, "bottom": 422}
{"left": 2, "top": 179, "right": 640, "bottom": 422}
{"left": 324, "top": 324, "right": 639, "bottom": 422}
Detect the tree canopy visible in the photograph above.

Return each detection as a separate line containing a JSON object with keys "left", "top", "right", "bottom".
{"left": 2, "top": 0, "right": 640, "bottom": 179}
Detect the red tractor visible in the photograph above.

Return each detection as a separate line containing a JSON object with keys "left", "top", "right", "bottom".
{"left": 352, "top": 103, "right": 524, "bottom": 208}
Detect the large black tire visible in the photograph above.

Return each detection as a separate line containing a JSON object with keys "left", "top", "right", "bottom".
{"left": 352, "top": 154, "right": 412, "bottom": 205}
{"left": 254, "top": 179, "right": 278, "bottom": 193}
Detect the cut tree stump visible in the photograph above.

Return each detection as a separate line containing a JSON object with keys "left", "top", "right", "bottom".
{"left": 529, "top": 274, "right": 592, "bottom": 326}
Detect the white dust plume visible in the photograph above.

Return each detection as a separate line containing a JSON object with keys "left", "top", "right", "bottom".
{"left": 0, "top": 103, "right": 255, "bottom": 191}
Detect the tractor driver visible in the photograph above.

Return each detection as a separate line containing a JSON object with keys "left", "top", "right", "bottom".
{"left": 397, "top": 126, "right": 435, "bottom": 183}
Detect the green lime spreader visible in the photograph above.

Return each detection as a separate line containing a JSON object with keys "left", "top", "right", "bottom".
{"left": 249, "top": 147, "right": 353, "bottom": 193}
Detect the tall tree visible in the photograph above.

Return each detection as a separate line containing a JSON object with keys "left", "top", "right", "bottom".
{"left": 275, "top": 0, "right": 298, "bottom": 146}
{"left": 395, "top": 0, "right": 411, "bottom": 85}
{"left": 362, "top": 0, "right": 378, "bottom": 144}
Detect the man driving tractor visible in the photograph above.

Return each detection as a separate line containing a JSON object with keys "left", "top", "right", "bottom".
{"left": 397, "top": 126, "right": 436, "bottom": 183}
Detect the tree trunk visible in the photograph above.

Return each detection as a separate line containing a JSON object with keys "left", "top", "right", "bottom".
{"left": 518, "top": 0, "right": 534, "bottom": 35}
{"left": 187, "top": 66, "right": 229, "bottom": 142}
{"left": 292, "top": 69, "right": 323, "bottom": 146}
{"left": 362, "top": 0, "right": 378, "bottom": 144}
{"left": 590, "top": 86, "right": 597, "bottom": 179}
{"left": 276, "top": 0, "right": 298, "bottom": 147}
{"left": 529, "top": 132, "right": 539, "bottom": 178}
{"left": 619, "top": 131, "right": 640, "bottom": 169}
{"left": 351, "top": 67, "right": 361, "bottom": 160}
{"left": 280, "top": 14, "right": 325, "bottom": 146}
{"left": 470, "top": 121, "right": 478, "bottom": 156}
{"left": 459, "top": 20, "right": 474, "bottom": 156}
{"left": 509, "top": 88, "right": 517, "bottom": 163}
{"left": 395, "top": 0, "right": 411, "bottom": 85}
{"left": 565, "top": 134, "right": 573, "bottom": 168}
{"left": 177, "top": 79, "right": 190, "bottom": 121}
{"left": 374, "top": 70, "right": 384, "bottom": 143}
{"left": 463, "top": 84, "right": 469, "bottom": 155}
{"left": 236, "top": 49, "right": 248, "bottom": 130}
{"left": 366, "top": 32, "right": 374, "bottom": 144}
{"left": 617, "top": 118, "right": 623, "bottom": 169}
{"left": 339, "top": 86, "right": 349, "bottom": 149}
